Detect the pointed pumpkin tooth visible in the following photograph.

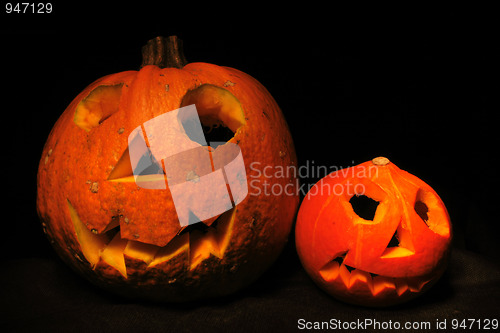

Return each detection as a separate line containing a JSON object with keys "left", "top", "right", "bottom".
{"left": 100, "top": 233, "right": 128, "bottom": 278}
{"left": 395, "top": 279, "right": 410, "bottom": 296}
{"left": 408, "top": 278, "right": 431, "bottom": 292}
{"left": 149, "top": 233, "right": 189, "bottom": 267}
{"left": 319, "top": 261, "right": 340, "bottom": 282}
{"left": 213, "top": 208, "right": 236, "bottom": 255}
{"left": 189, "top": 228, "right": 221, "bottom": 270}
{"left": 371, "top": 276, "right": 396, "bottom": 296}
{"left": 339, "top": 264, "right": 351, "bottom": 288}
{"left": 66, "top": 200, "right": 110, "bottom": 267}
{"left": 349, "top": 269, "right": 372, "bottom": 289}
{"left": 123, "top": 240, "right": 160, "bottom": 265}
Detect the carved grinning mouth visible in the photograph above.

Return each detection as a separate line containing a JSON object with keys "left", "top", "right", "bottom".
{"left": 68, "top": 83, "right": 250, "bottom": 278}
{"left": 319, "top": 252, "right": 431, "bottom": 297}
{"left": 67, "top": 199, "right": 236, "bottom": 278}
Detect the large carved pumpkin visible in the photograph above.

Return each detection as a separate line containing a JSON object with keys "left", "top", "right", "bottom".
{"left": 295, "top": 157, "right": 452, "bottom": 307}
{"left": 37, "top": 36, "right": 299, "bottom": 302}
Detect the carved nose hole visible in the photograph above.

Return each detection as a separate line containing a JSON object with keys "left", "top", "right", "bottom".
{"left": 387, "top": 230, "right": 400, "bottom": 247}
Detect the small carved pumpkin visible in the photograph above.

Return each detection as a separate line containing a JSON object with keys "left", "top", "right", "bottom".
{"left": 37, "top": 36, "right": 299, "bottom": 302}
{"left": 295, "top": 157, "right": 452, "bottom": 307}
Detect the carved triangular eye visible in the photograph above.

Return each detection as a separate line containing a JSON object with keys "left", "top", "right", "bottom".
{"left": 180, "top": 84, "right": 246, "bottom": 138}
{"left": 74, "top": 84, "right": 123, "bottom": 131}
{"left": 414, "top": 200, "right": 430, "bottom": 226}
{"left": 414, "top": 188, "right": 450, "bottom": 237}
{"left": 349, "top": 195, "right": 379, "bottom": 221}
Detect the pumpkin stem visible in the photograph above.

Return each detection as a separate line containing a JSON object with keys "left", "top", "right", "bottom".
{"left": 141, "top": 36, "right": 188, "bottom": 69}
{"left": 372, "top": 156, "right": 390, "bottom": 166}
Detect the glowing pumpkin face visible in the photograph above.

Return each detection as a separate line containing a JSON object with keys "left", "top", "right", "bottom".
{"left": 37, "top": 37, "right": 299, "bottom": 302}
{"left": 295, "top": 157, "right": 452, "bottom": 307}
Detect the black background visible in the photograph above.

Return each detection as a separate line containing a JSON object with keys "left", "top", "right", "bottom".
{"left": 1, "top": 3, "right": 499, "bottom": 332}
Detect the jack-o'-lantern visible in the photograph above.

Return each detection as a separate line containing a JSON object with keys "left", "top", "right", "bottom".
{"left": 37, "top": 36, "right": 299, "bottom": 302}
{"left": 295, "top": 157, "right": 452, "bottom": 307}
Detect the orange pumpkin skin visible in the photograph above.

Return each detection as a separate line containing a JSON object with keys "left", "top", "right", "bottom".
{"left": 295, "top": 157, "right": 452, "bottom": 307}
{"left": 37, "top": 49, "right": 299, "bottom": 301}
